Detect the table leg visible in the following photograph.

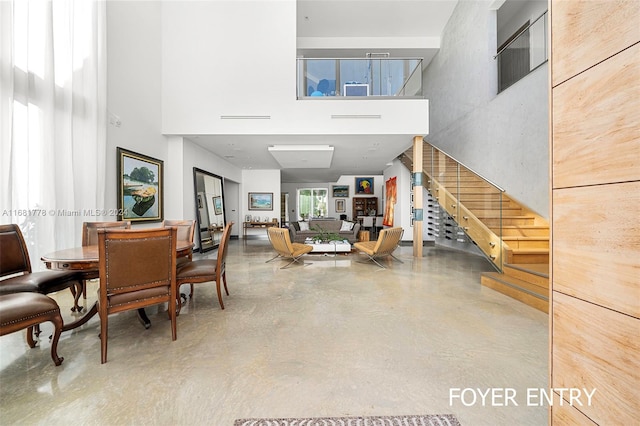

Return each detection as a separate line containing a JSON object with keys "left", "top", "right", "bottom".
{"left": 62, "top": 302, "right": 98, "bottom": 332}
{"left": 60, "top": 304, "right": 151, "bottom": 332}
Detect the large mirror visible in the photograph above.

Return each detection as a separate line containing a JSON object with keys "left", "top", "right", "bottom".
{"left": 193, "top": 167, "right": 226, "bottom": 252}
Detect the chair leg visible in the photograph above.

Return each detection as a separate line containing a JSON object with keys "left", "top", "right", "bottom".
{"left": 356, "top": 254, "right": 387, "bottom": 269}
{"left": 100, "top": 316, "right": 108, "bottom": 364}
{"left": 390, "top": 254, "right": 404, "bottom": 264}
{"left": 216, "top": 279, "right": 225, "bottom": 310}
{"left": 265, "top": 253, "right": 282, "bottom": 263}
{"left": 26, "top": 326, "right": 37, "bottom": 348}
{"left": 82, "top": 279, "right": 87, "bottom": 299}
{"left": 222, "top": 271, "right": 229, "bottom": 296}
{"left": 367, "top": 255, "right": 387, "bottom": 268}
{"left": 169, "top": 294, "right": 177, "bottom": 342}
{"left": 49, "top": 315, "right": 64, "bottom": 366}
{"left": 281, "top": 256, "right": 310, "bottom": 269}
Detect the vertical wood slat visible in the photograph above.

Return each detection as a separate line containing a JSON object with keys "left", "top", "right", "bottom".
{"left": 413, "top": 136, "right": 423, "bottom": 258}
{"left": 552, "top": 182, "right": 640, "bottom": 318}
{"left": 552, "top": 43, "right": 640, "bottom": 189}
{"left": 552, "top": 292, "right": 640, "bottom": 425}
{"left": 551, "top": 0, "right": 640, "bottom": 87}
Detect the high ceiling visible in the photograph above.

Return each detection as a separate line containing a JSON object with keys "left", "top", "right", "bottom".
{"left": 186, "top": 1, "right": 458, "bottom": 183}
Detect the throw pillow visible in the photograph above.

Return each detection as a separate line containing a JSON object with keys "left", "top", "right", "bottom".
{"left": 291, "top": 222, "right": 300, "bottom": 231}
{"left": 299, "top": 221, "right": 310, "bottom": 231}
{"left": 340, "top": 221, "right": 354, "bottom": 231}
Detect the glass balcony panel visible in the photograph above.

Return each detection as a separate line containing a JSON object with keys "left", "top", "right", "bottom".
{"left": 304, "top": 59, "right": 337, "bottom": 96}
{"left": 297, "top": 58, "right": 423, "bottom": 99}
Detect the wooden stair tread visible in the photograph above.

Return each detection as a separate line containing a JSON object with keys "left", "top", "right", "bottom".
{"left": 478, "top": 214, "right": 535, "bottom": 219}
{"left": 481, "top": 274, "right": 549, "bottom": 313}
{"left": 503, "top": 236, "right": 549, "bottom": 241}
{"left": 510, "top": 248, "right": 549, "bottom": 254}
{"left": 500, "top": 225, "right": 549, "bottom": 229}
{"left": 482, "top": 272, "right": 548, "bottom": 295}
{"left": 505, "top": 263, "right": 549, "bottom": 277}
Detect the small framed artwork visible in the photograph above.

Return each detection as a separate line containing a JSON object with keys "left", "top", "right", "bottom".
{"left": 197, "top": 194, "right": 203, "bottom": 209}
{"left": 332, "top": 185, "right": 349, "bottom": 198}
{"left": 213, "top": 196, "right": 223, "bottom": 215}
{"left": 355, "top": 177, "right": 374, "bottom": 194}
{"left": 335, "top": 199, "right": 346, "bottom": 213}
{"left": 117, "top": 147, "right": 163, "bottom": 222}
{"left": 248, "top": 192, "right": 273, "bottom": 210}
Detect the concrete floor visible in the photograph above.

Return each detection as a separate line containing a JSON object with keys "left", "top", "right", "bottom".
{"left": 0, "top": 238, "right": 548, "bottom": 425}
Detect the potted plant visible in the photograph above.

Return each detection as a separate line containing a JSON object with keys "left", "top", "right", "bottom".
{"left": 311, "top": 226, "right": 342, "bottom": 243}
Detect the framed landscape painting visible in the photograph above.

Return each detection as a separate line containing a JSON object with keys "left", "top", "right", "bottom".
{"left": 332, "top": 185, "right": 349, "bottom": 198}
{"left": 213, "top": 196, "right": 223, "bottom": 215}
{"left": 117, "top": 147, "right": 163, "bottom": 222}
{"left": 248, "top": 192, "right": 273, "bottom": 210}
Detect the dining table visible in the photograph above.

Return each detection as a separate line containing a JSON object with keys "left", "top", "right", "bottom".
{"left": 41, "top": 240, "right": 193, "bottom": 332}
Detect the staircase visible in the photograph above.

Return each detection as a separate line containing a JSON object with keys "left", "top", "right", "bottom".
{"left": 400, "top": 143, "right": 549, "bottom": 313}
{"left": 481, "top": 264, "right": 549, "bottom": 313}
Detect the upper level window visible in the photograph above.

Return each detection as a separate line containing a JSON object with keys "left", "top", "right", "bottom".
{"left": 495, "top": 0, "right": 548, "bottom": 93}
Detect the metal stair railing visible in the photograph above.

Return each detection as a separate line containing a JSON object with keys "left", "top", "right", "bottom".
{"left": 400, "top": 143, "right": 505, "bottom": 271}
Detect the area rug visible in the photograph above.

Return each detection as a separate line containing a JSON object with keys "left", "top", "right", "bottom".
{"left": 234, "top": 414, "right": 461, "bottom": 426}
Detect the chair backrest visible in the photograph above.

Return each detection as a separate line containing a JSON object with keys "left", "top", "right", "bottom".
{"left": 162, "top": 219, "right": 195, "bottom": 244}
{"left": 217, "top": 222, "right": 234, "bottom": 275}
{"left": 362, "top": 216, "right": 374, "bottom": 227}
{"left": 372, "top": 227, "right": 404, "bottom": 256}
{"left": 0, "top": 224, "right": 31, "bottom": 277}
{"left": 82, "top": 221, "right": 131, "bottom": 246}
{"left": 375, "top": 216, "right": 384, "bottom": 227}
{"left": 268, "top": 227, "right": 295, "bottom": 256}
{"left": 97, "top": 227, "right": 176, "bottom": 299}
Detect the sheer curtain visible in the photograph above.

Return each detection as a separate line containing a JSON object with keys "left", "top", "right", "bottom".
{"left": 0, "top": 0, "right": 107, "bottom": 270}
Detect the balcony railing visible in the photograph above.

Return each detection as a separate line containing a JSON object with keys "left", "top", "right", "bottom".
{"left": 495, "top": 10, "right": 548, "bottom": 93}
{"left": 296, "top": 57, "right": 423, "bottom": 99}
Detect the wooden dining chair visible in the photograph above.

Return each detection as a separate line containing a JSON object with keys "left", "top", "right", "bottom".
{"left": 0, "top": 224, "right": 83, "bottom": 313}
{"left": 97, "top": 227, "right": 178, "bottom": 364}
{"left": 162, "top": 219, "right": 195, "bottom": 267}
{"left": 0, "top": 292, "right": 64, "bottom": 366}
{"left": 353, "top": 227, "right": 404, "bottom": 269}
{"left": 175, "top": 222, "right": 234, "bottom": 310}
{"left": 78, "top": 221, "right": 131, "bottom": 309}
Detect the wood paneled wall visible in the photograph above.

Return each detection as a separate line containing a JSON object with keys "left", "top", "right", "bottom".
{"left": 550, "top": 0, "right": 640, "bottom": 424}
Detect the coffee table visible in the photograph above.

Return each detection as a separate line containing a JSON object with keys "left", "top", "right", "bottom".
{"left": 306, "top": 240, "right": 352, "bottom": 256}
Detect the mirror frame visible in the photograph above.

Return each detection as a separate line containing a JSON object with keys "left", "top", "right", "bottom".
{"left": 193, "top": 167, "right": 226, "bottom": 253}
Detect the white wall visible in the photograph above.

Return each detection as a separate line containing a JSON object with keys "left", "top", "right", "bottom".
{"left": 241, "top": 169, "right": 281, "bottom": 237}
{"left": 423, "top": 0, "right": 549, "bottom": 218}
{"left": 107, "top": 2, "right": 245, "bottom": 230}
{"left": 107, "top": 0, "right": 167, "bottom": 226}
{"left": 160, "top": 0, "right": 429, "bottom": 137}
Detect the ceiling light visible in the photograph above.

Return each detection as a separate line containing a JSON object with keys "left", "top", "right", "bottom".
{"left": 268, "top": 145, "right": 334, "bottom": 169}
